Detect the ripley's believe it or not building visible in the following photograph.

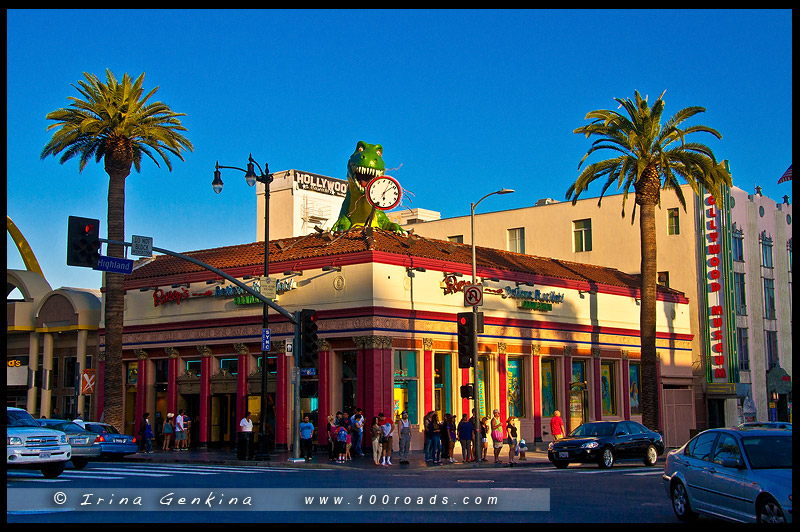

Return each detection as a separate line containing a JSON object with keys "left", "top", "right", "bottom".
{"left": 6, "top": 166, "right": 791, "bottom": 451}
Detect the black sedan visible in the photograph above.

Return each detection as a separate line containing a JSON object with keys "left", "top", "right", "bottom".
{"left": 548, "top": 420, "right": 664, "bottom": 469}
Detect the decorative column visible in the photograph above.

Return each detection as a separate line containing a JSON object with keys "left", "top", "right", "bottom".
{"left": 621, "top": 350, "right": 631, "bottom": 420}
{"left": 274, "top": 340, "right": 289, "bottom": 448}
{"left": 26, "top": 332, "right": 40, "bottom": 416}
{"left": 194, "top": 345, "right": 212, "bottom": 446}
{"left": 531, "top": 345, "right": 542, "bottom": 443}
{"left": 165, "top": 347, "right": 180, "bottom": 417}
{"left": 234, "top": 343, "right": 250, "bottom": 426}
{"left": 593, "top": 348, "right": 602, "bottom": 421}
{"left": 422, "top": 338, "right": 434, "bottom": 417}
{"left": 40, "top": 332, "right": 54, "bottom": 417}
{"left": 76, "top": 329, "right": 88, "bottom": 419}
{"left": 355, "top": 335, "right": 393, "bottom": 419}
{"left": 317, "top": 339, "right": 332, "bottom": 447}
{"left": 133, "top": 349, "right": 148, "bottom": 436}
{"left": 563, "top": 346, "right": 572, "bottom": 433}
{"left": 96, "top": 351, "right": 105, "bottom": 421}
{"left": 498, "top": 342, "right": 508, "bottom": 422}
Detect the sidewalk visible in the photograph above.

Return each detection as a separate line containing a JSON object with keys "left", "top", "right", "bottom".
{"left": 128, "top": 446, "right": 554, "bottom": 470}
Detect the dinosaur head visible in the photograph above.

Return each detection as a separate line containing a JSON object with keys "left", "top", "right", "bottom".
{"left": 347, "top": 141, "right": 386, "bottom": 194}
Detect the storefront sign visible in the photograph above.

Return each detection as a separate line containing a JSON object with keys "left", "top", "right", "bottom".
{"left": 295, "top": 171, "right": 348, "bottom": 197}
{"left": 153, "top": 287, "right": 213, "bottom": 307}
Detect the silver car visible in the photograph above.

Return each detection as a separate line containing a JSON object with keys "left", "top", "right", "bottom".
{"left": 663, "top": 427, "right": 792, "bottom": 523}
{"left": 38, "top": 419, "right": 101, "bottom": 469}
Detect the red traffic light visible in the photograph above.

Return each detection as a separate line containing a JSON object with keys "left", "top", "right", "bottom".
{"left": 459, "top": 316, "right": 468, "bottom": 326}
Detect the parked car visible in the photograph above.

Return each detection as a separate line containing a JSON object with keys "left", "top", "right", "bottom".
{"left": 663, "top": 427, "right": 792, "bottom": 523}
{"left": 738, "top": 421, "right": 791, "bottom": 431}
{"left": 38, "top": 419, "right": 101, "bottom": 469}
{"left": 72, "top": 420, "right": 138, "bottom": 458}
{"left": 547, "top": 420, "right": 664, "bottom": 469}
{"left": 7, "top": 407, "right": 71, "bottom": 478}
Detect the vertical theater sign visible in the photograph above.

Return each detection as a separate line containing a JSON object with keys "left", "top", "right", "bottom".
{"left": 699, "top": 186, "right": 739, "bottom": 393}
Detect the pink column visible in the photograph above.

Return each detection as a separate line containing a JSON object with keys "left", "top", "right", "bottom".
{"left": 134, "top": 354, "right": 148, "bottom": 436}
{"left": 199, "top": 352, "right": 211, "bottom": 446}
{"left": 622, "top": 355, "right": 631, "bottom": 420}
{"left": 532, "top": 349, "right": 542, "bottom": 442}
{"left": 168, "top": 356, "right": 179, "bottom": 418}
{"left": 317, "top": 347, "right": 330, "bottom": 446}
{"left": 236, "top": 349, "right": 249, "bottom": 426}
{"left": 424, "top": 346, "right": 433, "bottom": 416}
{"left": 461, "top": 367, "right": 470, "bottom": 415}
{"left": 593, "top": 355, "right": 602, "bottom": 421}
{"left": 563, "top": 354, "right": 572, "bottom": 433}
{"left": 499, "top": 352, "right": 508, "bottom": 422}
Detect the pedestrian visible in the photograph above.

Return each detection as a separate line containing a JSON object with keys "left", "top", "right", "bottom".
{"left": 480, "top": 416, "right": 490, "bottom": 461}
{"left": 447, "top": 414, "right": 458, "bottom": 463}
{"left": 457, "top": 413, "right": 473, "bottom": 463}
{"left": 491, "top": 409, "right": 504, "bottom": 463}
{"left": 183, "top": 411, "right": 192, "bottom": 449}
{"left": 397, "top": 410, "right": 412, "bottom": 464}
{"left": 239, "top": 411, "right": 253, "bottom": 459}
{"left": 379, "top": 412, "right": 393, "bottom": 466}
{"left": 162, "top": 413, "right": 174, "bottom": 451}
{"left": 428, "top": 412, "right": 441, "bottom": 464}
{"left": 550, "top": 410, "right": 566, "bottom": 441}
{"left": 423, "top": 411, "right": 433, "bottom": 462}
{"left": 506, "top": 415, "right": 518, "bottom": 466}
{"left": 517, "top": 438, "right": 528, "bottom": 460}
{"left": 469, "top": 408, "right": 478, "bottom": 461}
{"left": 174, "top": 409, "right": 186, "bottom": 451}
{"left": 326, "top": 414, "right": 336, "bottom": 461}
{"left": 142, "top": 412, "right": 154, "bottom": 453}
{"left": 138, "top": 413, "right": 148, "bottom": 451}
{"left": 350, "top": 409, "right": 364, "bottom": 457}
{"left": 299, "top": 415, "right": 315, "bottom": 462}
{"left": 370, "top": 416, "right": 382, "bottom": 466}
{"left": 336, "top": 423, "right": 348, "bottom": 463}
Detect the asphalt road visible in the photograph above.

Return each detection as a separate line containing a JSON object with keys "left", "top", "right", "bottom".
{"left": 7, "top": 460, "right": 693, "bottom": 523}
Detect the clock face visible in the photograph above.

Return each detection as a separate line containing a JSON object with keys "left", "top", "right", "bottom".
{"left": 366, "top": 176, "right": 401, "bottom": 210}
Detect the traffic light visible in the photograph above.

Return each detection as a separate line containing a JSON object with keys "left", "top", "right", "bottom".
{"left": 460, "top": 384, "right": 474, "bottom": 399}
{"left": 66, "top": 216, "right": 101, "bottom": 268}
{"left": 457, "top": 311, "right": 475, "bottom": 368}
{"left": 299, "top": 309, "right": 318, "bottom": 366}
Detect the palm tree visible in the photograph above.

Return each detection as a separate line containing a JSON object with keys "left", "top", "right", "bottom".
{"left": 566, "top": 90, "right": 731, "bottom": 431}
{"left": 41, "top": 69, "right": 193, "bottom": 429}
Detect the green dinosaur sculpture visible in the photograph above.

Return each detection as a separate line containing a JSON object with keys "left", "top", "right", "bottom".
{"left": 331, "top": 141, "right": 406, "bottom": 233}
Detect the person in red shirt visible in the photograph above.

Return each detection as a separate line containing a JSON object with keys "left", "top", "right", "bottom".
{"left": 550, "top": 410, "right": 565, "bottom": 440}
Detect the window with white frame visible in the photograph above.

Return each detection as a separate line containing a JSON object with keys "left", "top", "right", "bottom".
{"left": 668, "top": 208, "right": 680, "bottom": 235}
{"left": 507, "top": 227, "right": 525, "bottom": 254}
{"left": 573, "top": 219, "right": 592, "bottom": 252}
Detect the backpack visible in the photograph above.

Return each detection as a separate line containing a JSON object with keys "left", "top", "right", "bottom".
{"left": 337, "top": 427, "right": 348, "bottom": 442}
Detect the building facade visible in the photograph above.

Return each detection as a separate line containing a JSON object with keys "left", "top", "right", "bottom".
{"left": 398, "top": 184, "right": 792, "bottom": 430}
{"left": 108, "top": 228, "right": 693, "bottom": 451}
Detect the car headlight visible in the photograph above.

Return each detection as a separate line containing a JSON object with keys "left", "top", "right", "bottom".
{"left": 8, "top": 436, "right": 23, "bottom": 446}
{"left": 581, "top": 442, "right": 599, "bottom": 449}
{"left": 60, "top": 434, "right": 68, "bottom": 444}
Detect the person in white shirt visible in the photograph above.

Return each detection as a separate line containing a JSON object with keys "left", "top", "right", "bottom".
{"left": 240, "top": 412, "right": 253, "bottom": 432}
{"left": 174, "top": 409, "right": 187, "bottom": 451}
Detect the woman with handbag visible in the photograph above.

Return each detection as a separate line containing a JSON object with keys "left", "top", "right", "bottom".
{"left": 491, "top": 409, "right": 504, "bottom": 463}
{"left": 506, "top": 416, "right": 518, "bottom": 466}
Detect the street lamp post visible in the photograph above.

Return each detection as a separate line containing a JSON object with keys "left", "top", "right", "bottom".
{"left": 213, "top": 154, "right": 273, "bottom": 459}
{"left": 470, "top": 188, "right": 514, "bottom": 463}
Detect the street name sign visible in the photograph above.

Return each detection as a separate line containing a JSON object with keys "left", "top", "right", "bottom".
{"left": 94, "top": 255, "right": 134, "bottom": 275}
{"left": 262, "top": 328, "right": 271, "bottom": 351}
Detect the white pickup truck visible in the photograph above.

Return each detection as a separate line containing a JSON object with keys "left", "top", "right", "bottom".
{"left": 7, "top": 406, "right": 71, "bottom": 478}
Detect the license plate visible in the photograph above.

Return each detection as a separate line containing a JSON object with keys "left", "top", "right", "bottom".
{"left": 39, "top": 452, "right": 51, "bottom": 459}
{"left": 559, "top": 451, "right": 569, "bottom": 459}
{"left": 115, "top": 438, "right": 126, "bottom": 443}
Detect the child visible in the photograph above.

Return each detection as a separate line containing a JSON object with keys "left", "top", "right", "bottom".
{"left": 336, "top": 424, "right": 348, "bottom": 463}
{"left": 517, "top": 438, "right": 528, "bottom": 460}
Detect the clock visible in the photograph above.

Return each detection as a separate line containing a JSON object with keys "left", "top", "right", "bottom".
{"left": 365, "top": 175, "right": 402, "bottom": 210}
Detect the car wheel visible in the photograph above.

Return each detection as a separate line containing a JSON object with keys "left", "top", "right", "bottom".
{"left": 71, "top": 458, "right": 89, "bottom": 470}
{"left": 757, "top": 495, "right": 787, "bottom": 523}
{"left": 41, "top": 462, "right": 66, "bottom": 478}
{"left": 642, "top": 444, "right": 658, "bottom": 466}
{"left": 553, "top": 460, "right": 569, "bottom": 469}
{"left": 671, "top": 481, "right": 698, "bottom": 522}
{"left": 598, "top": 447, "right": 615, "bottom": 469}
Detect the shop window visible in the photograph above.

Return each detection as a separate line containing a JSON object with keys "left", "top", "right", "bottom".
{"left": 393, "top": 350, "right": 418, "bottom": 423}
{"left": 629, "top": 363, "right": 641, "bottom": 416}
{"left": 342, "top": 351, "right": 358, "bottom": 415}
{"left": 63, "top": 356, "right": 77, "bottom": 389}
{"left": 186, "top": 359, "right": 201, "bottom": 376}
{"left": 220, "top": 358, "right": 238, "bottom": 375}
{"left": 737, "top": 328, "right": 750, "bottom": 371}
{"left": 571, "top": 359, "right": 586, "bottom": 385}
{"left": 477, "top": 357, "right": 490, "bottom": 419}
{"left": 600, "top": 361, "right": 617, "bottom": 417}
{"left": 573, "top": 219, "right": 592, "bottom": 252}
{"left": 667, "top": 208, "right": 680, "bottom": 235}
{"left": 507, "top": 227, "right": 525, "bottom": 254}
{"left": 507, "top": 357, "right": 525, "bottom": 418}
{"left": 540, "top": 358, "right": 557, "bottom": 417}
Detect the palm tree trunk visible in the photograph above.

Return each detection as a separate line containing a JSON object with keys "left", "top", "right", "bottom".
{"left": 637, "top": 198, "right": 660, "bottom": 432}
{"left": 102, "top": 167, "right": 128, "bottom": 430}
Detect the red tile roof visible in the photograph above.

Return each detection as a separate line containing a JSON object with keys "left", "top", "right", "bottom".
{"left": 125, "top": 228, "right": 685, "bottom": 300}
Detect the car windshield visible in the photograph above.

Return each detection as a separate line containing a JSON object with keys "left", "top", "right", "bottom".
{"left": 41, "top": 420, "right": 83, "bottom": 432}
{"left": 7, "top": 409, "right": 41, "bottom": 428}
{"left": 741, "top": 434, "right": 792, "bottom": 469}
{"left": 570, "top": 422, "right": 614, "bottom": 437}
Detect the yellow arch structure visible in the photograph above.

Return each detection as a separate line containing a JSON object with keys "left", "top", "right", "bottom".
{"left": 7, "top": 215, "right": 44, "bottom": 278}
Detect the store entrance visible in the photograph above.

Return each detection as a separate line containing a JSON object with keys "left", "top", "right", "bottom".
{"left": 210, "top": 393, "right": 237, "bottom": 448}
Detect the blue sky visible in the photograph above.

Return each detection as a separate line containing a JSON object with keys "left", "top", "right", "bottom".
{"left": 7, "top": 9, "right": 792, "bottom": 292}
